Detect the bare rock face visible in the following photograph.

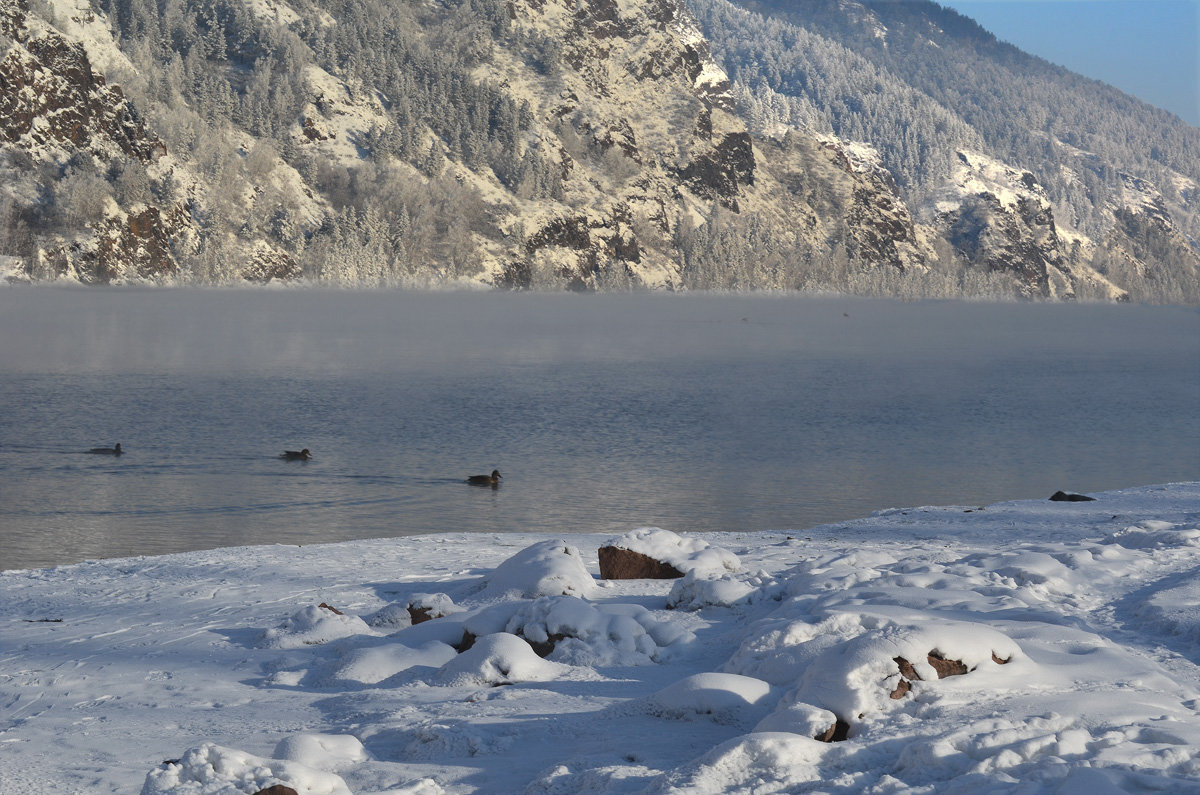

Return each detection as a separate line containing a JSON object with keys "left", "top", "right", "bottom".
{"left": 597, "top": 546, "right": 685, "bottom": 580}
{"left": 241, "top": 247, "right": 301, "bottom": 284}
{"left": 497, "top": 0, "right": 754, "bottom": 288}
{"left": 925, "top": 152, "right": 1066, "bottom": 297}
{"left": 1, "top": 0, "right": 193, "bottom": 283}
{"left": 0, "top": 0, "right": 164, "bottom": 163}
{"left": 678, "top": 132, "right": 756, "bottom": 209}
{"left": 819, "top": 137, "right": 924, "bottom": 271}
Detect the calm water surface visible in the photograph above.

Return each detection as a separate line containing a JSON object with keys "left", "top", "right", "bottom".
{"left": 1, "top": 289, "right": 1197, "bottom": 570}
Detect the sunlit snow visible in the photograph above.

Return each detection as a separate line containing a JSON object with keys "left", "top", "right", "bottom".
{"left": 3, "top": 483, "right": 1200, "bottom": 793}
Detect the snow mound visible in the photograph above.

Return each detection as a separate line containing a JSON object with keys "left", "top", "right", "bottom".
{"left": 330, "top": 640, "right": 459, "bottom": 685}
{"left": 474, "top": 540, "right": 596, "bottom": 600}
{"left": 605, "top": 527, "right": 740, "bottom": 576}
{"left": 260, "top": 605, "right": 377, "bottom": 649}
{"left": 141, "top": 742, "right": 351, "bottom": 795}
{"left": 648, "top": 672, "right": 772, "bottom": 724}
{"left": 753, "top": 702, "right": 840, "bottom": 737}
{"left": 667, "top": 568, "right": 776, "bottom": 610}
{"left": 784, "top": 617, "right": 1020, "bottom": 721}
{"left": 724, "top": 612, "right": 1020, "bottom": 723}
{"left": 363, "top": 594, "right": 459, "bottom": 629}
{"left": 272, "top": 733, "right": 368, "bottom": 771}
{"left": 478, "top": 595, "right": 692, "bottom": 665}
{"left": 722, "top": 611, "right": 878, "bottom": 686}
{"left": 390, "top": 615, "right": 472, "bottom": 649}
{"left": 434, "top": 632, "right": 572, "bottom": 686}
{"left": 1105, "top": 520, "right": 1200, "bottom": 549}
{"left": 407, "top": 592, "right": 459, "bottom": 621}
{"left": 363, "top": 602, "right": 415, "bottom": 630}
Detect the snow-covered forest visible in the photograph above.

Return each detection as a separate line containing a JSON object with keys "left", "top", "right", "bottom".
{"left": 1, "top": 0, "right": 1198, "bottom": 300}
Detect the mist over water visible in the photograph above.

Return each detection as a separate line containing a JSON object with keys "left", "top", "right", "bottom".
{"left": 2, "top": 287, "right": 1197, "bottom": 570}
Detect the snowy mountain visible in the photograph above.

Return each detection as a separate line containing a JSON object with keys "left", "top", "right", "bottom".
{"left": 695, "top": 0, "right": 1200, "bottom": 301}
{"left": 1, "top": 0, "right": 1197, "bottom": 300}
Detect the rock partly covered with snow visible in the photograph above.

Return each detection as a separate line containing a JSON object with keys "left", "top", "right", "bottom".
{"left": 599, "top": 527, "right": 739, "bottom": 579}
{"left": 141, "top": 743, "right": 352, "bottom": 795}
{"left": 463, "top": 595, "right": 694, "bottom": 664}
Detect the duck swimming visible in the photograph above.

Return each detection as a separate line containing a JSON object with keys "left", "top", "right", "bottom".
{"left": 281, "top": 448, "right": 312, "bottom": 460}
{"left": 467, "top": 469, "right": 502, "bottom": 486}
{"left": 88, "top": 443, "right": 122, "bottom": 455}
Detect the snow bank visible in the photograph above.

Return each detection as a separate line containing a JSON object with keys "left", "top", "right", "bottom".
{"left": 1106, "top": 519, "right": 1200, "bottom": 549}
{"left": 645, "top": 732, "right": 828, "bottom": 794}
{"left": 272, "top": 734, "right": 368, "bottom": 771}
{"left": 4, "top": 482, "right": 1200, "bottom": 794}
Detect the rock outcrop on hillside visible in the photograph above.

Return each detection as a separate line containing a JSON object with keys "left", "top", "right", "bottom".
{"left": 0, "top": 0, "right": 186, "bottom": 281}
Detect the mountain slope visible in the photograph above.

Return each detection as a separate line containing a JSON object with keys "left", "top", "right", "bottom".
{"left": 694, "top": 0, "right": 1200, "bottom": 301}
{"left": 1, "top": 0, "right": 1196, "bottom": 300}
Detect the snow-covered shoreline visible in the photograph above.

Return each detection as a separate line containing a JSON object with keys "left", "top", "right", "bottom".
{"left": 3, "top": 483, "right": 1200, "bottom": 794}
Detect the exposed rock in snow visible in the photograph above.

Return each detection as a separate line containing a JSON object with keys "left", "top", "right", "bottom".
{"left": 601, "top": 527, "right": 740, "bottom": 578}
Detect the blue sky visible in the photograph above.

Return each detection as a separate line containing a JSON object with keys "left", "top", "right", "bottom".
{"left": 935, "top": 0, "right": 1200, "bottom": 127}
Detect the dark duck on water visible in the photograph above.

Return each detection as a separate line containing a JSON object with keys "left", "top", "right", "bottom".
{"left": 88, "top": 443, "right": 122, "bottom": 455}
{"left": 281, "top": 448, "right": 312, "bottom": 460}
{"left": 467, "top": 469, "right": 502, "bottom": 486}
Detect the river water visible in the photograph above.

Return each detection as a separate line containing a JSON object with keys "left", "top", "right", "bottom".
{"left": 1, "top": 288, "right": 1197, "bottom": 570}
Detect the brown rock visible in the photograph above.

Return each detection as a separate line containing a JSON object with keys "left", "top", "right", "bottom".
{"left": 317, "top": 602, "right": 344, "bottom": 615}
{"left": 408, "top": 606, "right": 434, "bottom": 625}
{"left": 814, "top": 719, "right": 850, "bottom": 742}
{"left": 893, "top": 656, "right": 919, "bottom": 682}
{"left": 992, "top": 653, "right": 1011, "bottom": 665}
{"left": 891, "top": 652, "right": 973, "bottom": 698}
{"left": 597, "top": 546, "right": 684, "bottom": 579}
{"left": 927, "top": 651, "right": 969, "bottom": 678}
{"left": 252, "top": 786, "right": 299, "bottom": 795}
